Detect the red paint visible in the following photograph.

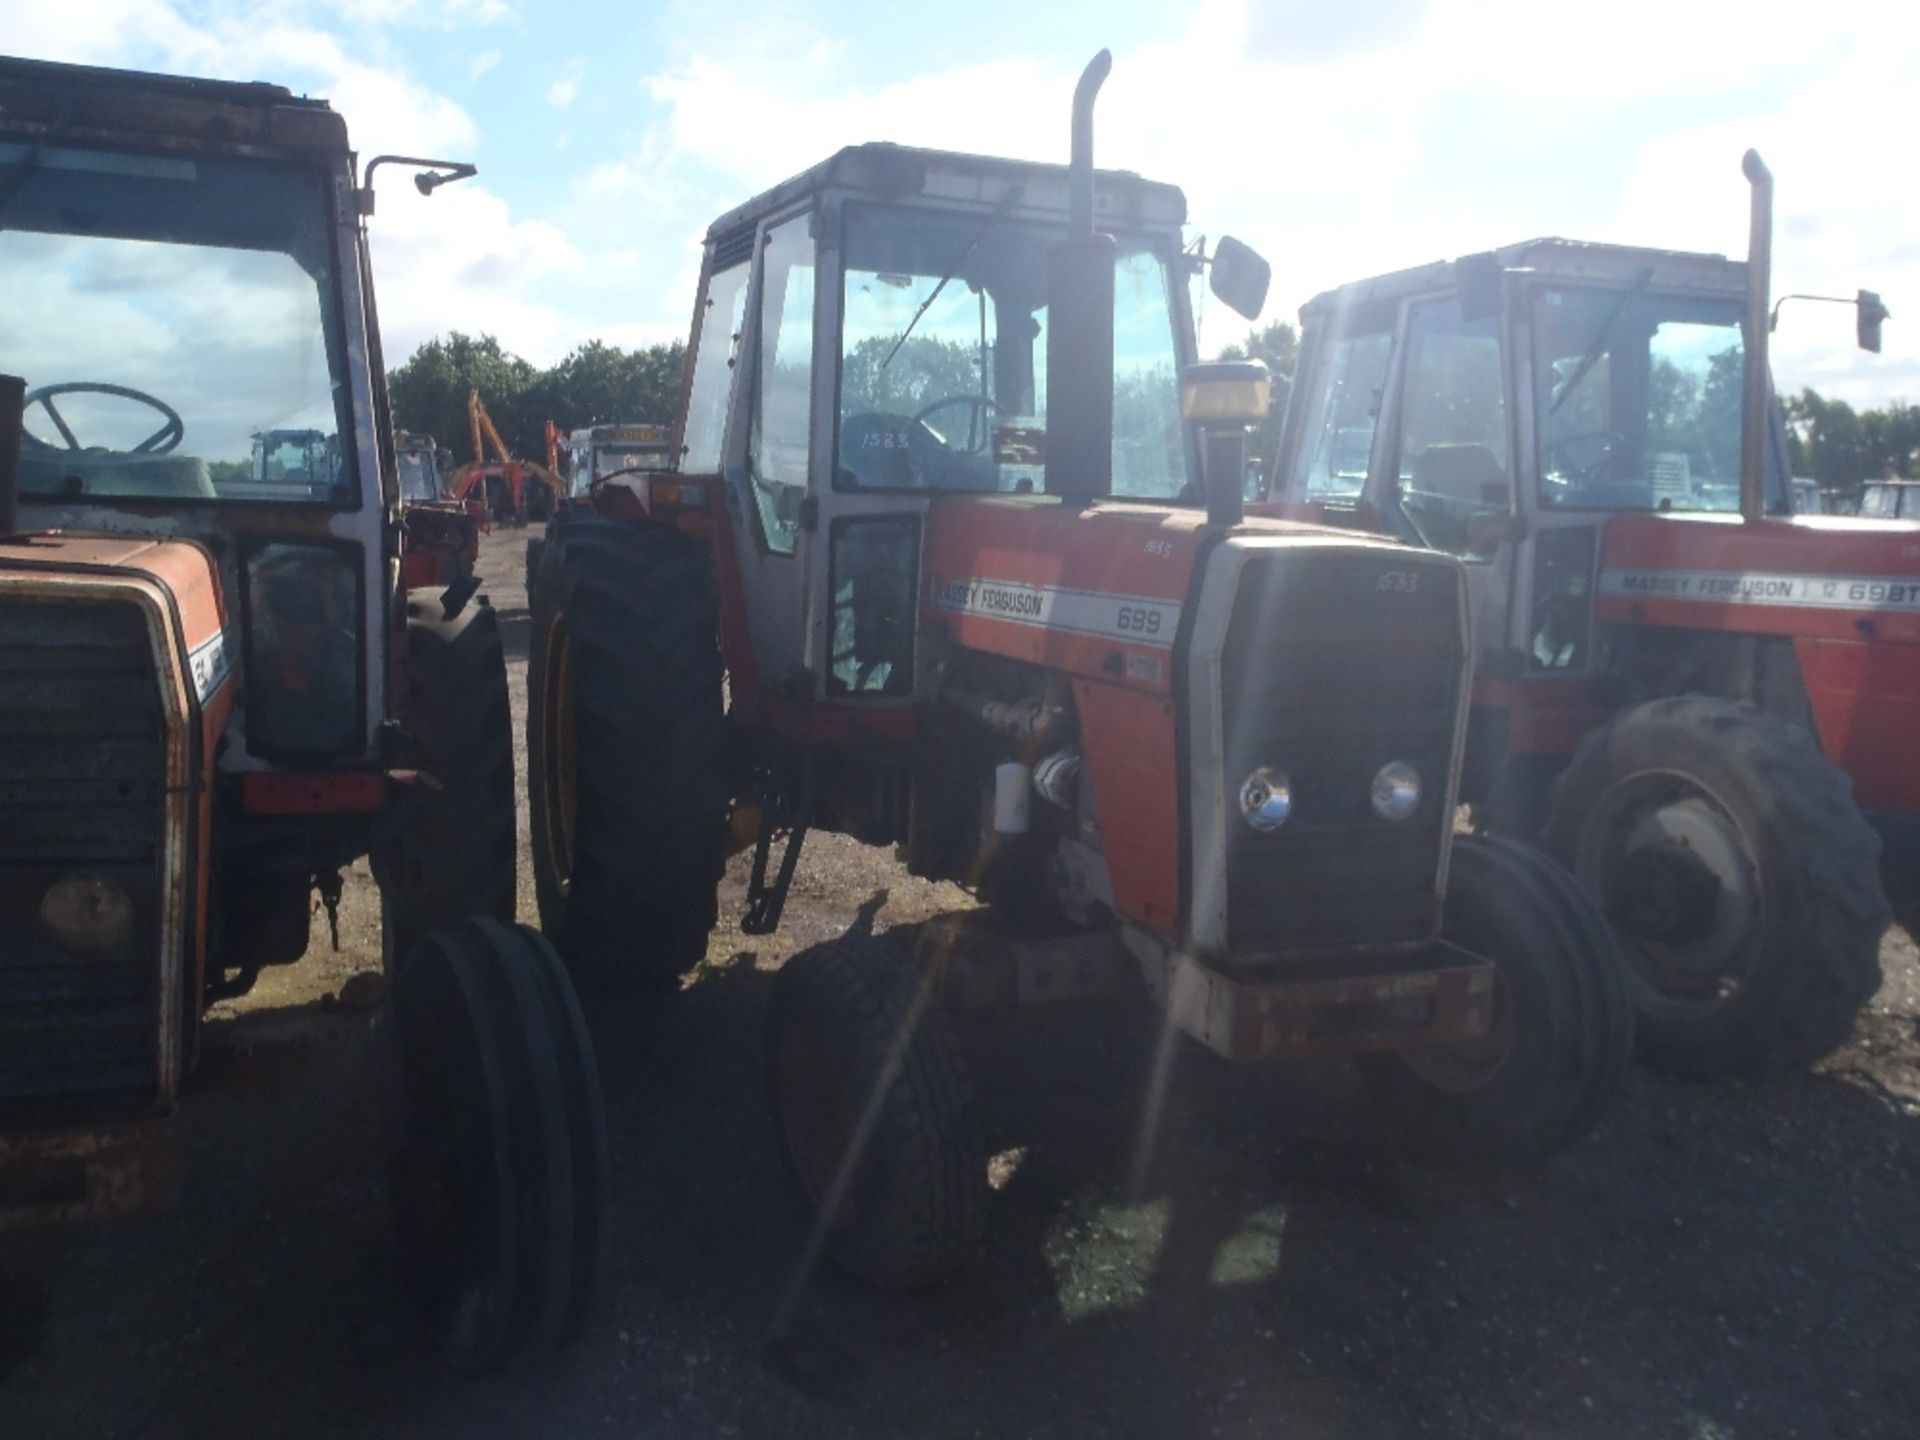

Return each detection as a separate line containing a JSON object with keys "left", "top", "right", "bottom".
{"left": 240, "top": 771, "right": 387, "bottom": 816}
{"left": 1073, "top": 678, "right": 1181, "bottom": 927}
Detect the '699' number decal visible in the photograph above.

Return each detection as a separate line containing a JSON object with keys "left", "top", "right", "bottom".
{"left": 1115, "top": 605, "right": 1163, "bottom": 635}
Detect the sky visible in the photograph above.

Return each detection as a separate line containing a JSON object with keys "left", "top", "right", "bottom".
{"left": 10, "top": 0, "right": 1918, "bottom": 407}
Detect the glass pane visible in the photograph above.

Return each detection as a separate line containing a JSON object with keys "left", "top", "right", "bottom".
{"left": 748, "top": 214, "right": 814, "bottom": 555}
{"left": 243, "top": 541, "right": 362, "bottom": 756}
{"left": 0, "top": 145, "right": 354, "bottom": 505}
{"left": 827, "top": 516, "right": 918, "bottom": 697}
{"left": 1394, "top": 299, "right": 1510, "bottom": 562}
{"left": 1534, "top": 287, "right": 1749, "bottom": 512}
{"left": 838, "top": 205, "right": 1190, "bottom": 499}
{"left": 682, "top": 262, "right": 750, "bottom": 474}
{"left": 1287, "top": 324, "right": 1392, "bottom": 499}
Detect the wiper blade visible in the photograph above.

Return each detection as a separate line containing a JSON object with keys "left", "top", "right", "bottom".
{"left": 881, "top": 188, "right": 1022, "bottom": 372}
{"left": 1549, "top": 266, "right": 1655, "bottom": 416}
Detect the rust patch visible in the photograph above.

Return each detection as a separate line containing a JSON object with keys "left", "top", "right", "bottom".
{"left": 0, "top": 1119, "right": 176, "bottom": 1230}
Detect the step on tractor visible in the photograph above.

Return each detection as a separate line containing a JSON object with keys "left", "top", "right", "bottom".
{"left": 0, "top": 58, "right": 607, "bottom": 1372}
{"left": 1266, "top": 151, "right": 1909, "bottom": 1078}
{"left": 528, "top": 51, "right": 1631, "bottom": 1290}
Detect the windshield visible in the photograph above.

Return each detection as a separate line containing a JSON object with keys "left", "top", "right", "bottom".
{"left": 396, "top": 449, "right": 440, "bottom": 502}
{"left": 0, "top": 143, "right": 356, "bottom": 505}
{"left": 1862, "top": 483, "right": 1920, "bottom": 518}
{"left": 593, "top": 444, "right": 668, "bottom": 477}
{"left": 1285, "top": 314, "right": 1393, "bottom": 500}
{"left": 1533, "top": 286, "right": 1755, "bottom": 513}
{"left": 837, "top": 205, "right": 1190, "bottom": 499}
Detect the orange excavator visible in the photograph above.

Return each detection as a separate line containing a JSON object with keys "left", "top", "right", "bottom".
{"left": 446, "top": 389, "right": 562, "bottom": 526}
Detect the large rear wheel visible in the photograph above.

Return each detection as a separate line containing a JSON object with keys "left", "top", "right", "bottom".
{"left": 767, "top": 935, "right": 985, "bottom": 1289}
{"left": 388, "top": 919, "right": 609, "bottom": 1372}
{"left": 1545, "top": 696, "right": 1888, "bottom": 1076}
{"left": 527, "top": 515, "right": 728, "bottom": 989}
{"left": 1359, "top": 834, "right": 1633, "bottom": 1166}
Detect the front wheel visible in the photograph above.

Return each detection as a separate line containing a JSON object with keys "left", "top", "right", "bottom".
{"left": 388, "top": 919, "right": 610, "bottom": 1373}
{"left": 1545, "top": 697, "right": 1888, "bottom": 1076}
{"left": 1359, "top": 834, "right": 1633, "bottom": 1166}
{"left": 767, "top": 935, "right": 986, "bottom": 1289}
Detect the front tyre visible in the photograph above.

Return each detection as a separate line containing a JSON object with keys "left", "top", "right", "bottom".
{"left": 1359, "top": 835, "right": 1633, "bottom": 1166}
{"left": 1545, "top": 696, "right": 1888, "bottom": 1077}
{"left": 767, "top": 935, "right": 986, "bottom": 1289}
{"left": 388, "top": 919, "right": 610, "bottom": 1373}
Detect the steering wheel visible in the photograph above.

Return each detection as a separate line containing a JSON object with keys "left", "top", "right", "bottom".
{"left": 912, "top": 393, "right": 1006, "bottom": 455}
{"left": 23, "top": 382, "right": 184, "bottom": 456}
{"left": 1545, "top": 428, "right": 1626, "bottom": 487}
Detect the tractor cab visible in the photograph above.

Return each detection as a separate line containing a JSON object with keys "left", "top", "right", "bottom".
{"left": 1271, "top": 237, "right": 1799, "bottom": 662}
{"left": 394, "top": 430, "right": 444, "bottom": 503}
{"left": 566, "top": 422, "right": 672, "bottom": 498}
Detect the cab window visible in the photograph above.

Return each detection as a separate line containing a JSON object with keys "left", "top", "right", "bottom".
{"left": 1286, "top": 315, "right": 1393, "bottom": 499}
{"left": 747, "top": 213, "right": 814, "bottom": 555}
{"left": 1390, "top": 298, "right": 1511, "bottom": 561}
{"left": 682, "top": 262, "right": 750, "bottom": 474}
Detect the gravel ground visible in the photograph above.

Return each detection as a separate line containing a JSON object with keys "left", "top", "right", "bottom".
{"left": 2, "top": 524, "right": 1916, "bottom": 1439}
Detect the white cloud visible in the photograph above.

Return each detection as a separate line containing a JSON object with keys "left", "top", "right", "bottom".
{"left": 548, "top": 57, "right": 585, "bottom": 109}
{"left": 469, "top": 48, "right": 503, "bottom": 83}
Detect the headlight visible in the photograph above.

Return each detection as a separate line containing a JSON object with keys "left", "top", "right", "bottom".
{"left": 1370, "top": 761, "right": 1422, "bottom": 822}
{"left": 1238, "top": 767, "right": 1292, "bottom": 831}
{"left": 40, "top": 875, "right": 135, "bottom": 957}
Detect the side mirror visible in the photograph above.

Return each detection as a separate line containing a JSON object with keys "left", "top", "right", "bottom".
{"left": 1211, "top": 236, "right": 1271, "bottom": 321}
{"left": 1858, "top": 289, "right": 1889, "bottom": 353}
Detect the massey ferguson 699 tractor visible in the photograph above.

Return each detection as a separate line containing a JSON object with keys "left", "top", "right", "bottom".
{"left": 528, "top": 52, "right": 1630, "bottom": 1289}
{"left": 0, "top": 58, "right": 606, "bottom": 1371}
{"left": 1267, "top": 153, "right": 1908, "bottom": 1078}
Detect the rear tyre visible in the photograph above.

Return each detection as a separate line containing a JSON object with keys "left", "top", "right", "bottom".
{"left": 1545, "top": 696, "right": 1888, "bottom": 1076}
{"left": 767, "top": 935, "right": 985, "bottom": 1289}
{"left": 384, "top": 588, "right": 518, "bottom": 966}
{"left": 527, "top": 515, "right": 727, "bottom": 989}
{"left": 1359, "top": 835, "right": 1633, "bottom": 1166}
{"left": 388, "top": 919, "right": 610, "bottom": 1372}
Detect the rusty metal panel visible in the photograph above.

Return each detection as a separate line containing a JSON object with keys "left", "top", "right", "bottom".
{"left": 1130, "top": 929, "right": 1495, "bottom": 1063}
{"left": 0, "top": 1118, "right": 176, "bottom": 1230}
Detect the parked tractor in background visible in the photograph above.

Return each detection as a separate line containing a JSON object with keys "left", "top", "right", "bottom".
{"left": 0, "top": 58, "right": 606, "bottom": 1372}
{"left": 1266, "top": 152, "right": 1908, "bottom": 1077}
{"left": 528, "top": 418, "right": 676, "bottom": 589}
{"left": 395, "top": 428, "right": 482, "bottom": 588}
{"left": 527, "top": 52, "right": 1630, "bottom": 1291}
{"left": 1860, "top": 478, "right": 1920, "bottom": 519}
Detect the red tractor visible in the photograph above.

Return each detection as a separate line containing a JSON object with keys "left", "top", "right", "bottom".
{"left": 1266, "top": 152, "right": 1907, "bottom": 1077}
{"left": 527, "top": 53, "right": 1631, "bottom": 1289}
{"left": 0, "top": 58, "right": 606, "bottom": 1371}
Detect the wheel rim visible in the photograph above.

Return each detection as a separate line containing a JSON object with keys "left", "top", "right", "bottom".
{"left": 540, "top": 611, "right": 580, "bottom": 895}
{"left": 1401, "top": 955, "right": 1517, "bottom": 1091}
{"left": 774, "top": 1013, "right": 861, "bottom": 1234}
{"left": 1575, "top": 769, "right": 1762, "bottom": 1018}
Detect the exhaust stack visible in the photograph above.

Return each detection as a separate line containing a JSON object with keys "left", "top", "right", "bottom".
{"left": 0, "top": 374, "right": 24, "bottom": 538}
{"left": 1044, "top": 50, "right": 1116, "bottom": 508}
{"left": 1739, "top": 149, "right": 1772, "bottom": 525}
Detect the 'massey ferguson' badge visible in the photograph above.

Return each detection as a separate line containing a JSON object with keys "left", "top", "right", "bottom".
{"left": 932, "top": 577, "right": 1181, "bottom": 648}
{"left": 1600, "top": 568, "right": 1920, "bottom": 612}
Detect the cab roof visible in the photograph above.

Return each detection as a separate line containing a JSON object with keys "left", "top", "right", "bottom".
{"left": 1300, "top": 237, "right": 1748, "bottom": 319}
{"left": 702, "top": 143, "right": 1187, "bottom": 251}
{"left": 0, "top": 55, "right": 349, "bottom": 158}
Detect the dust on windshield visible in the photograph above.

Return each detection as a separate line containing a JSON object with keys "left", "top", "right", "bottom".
{"left": 0, "top": 143, "right": 355, "bottom": 505}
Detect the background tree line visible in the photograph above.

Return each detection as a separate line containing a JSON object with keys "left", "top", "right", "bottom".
{"left": 389, "top": 323, "right": 1915, "bottom": 497}
{"left": 388, "top": 332, "right": 686, "bottom": 463}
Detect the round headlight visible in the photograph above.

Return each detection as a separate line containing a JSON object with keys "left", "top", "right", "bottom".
{"left": 1239, "top": 767, "right": 1292, "bottom": 831}
{"left": 39, "top": 875, "right": 135, "bottom": 957}
{"left": 1370, "top": 761, "right": 1423, "bottom": 822}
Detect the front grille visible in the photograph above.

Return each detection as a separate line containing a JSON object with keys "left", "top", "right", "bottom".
{"left": 1216, "top": 549, "right": 1464, "bottom": 953}
{"left": 0, "top": 598, "right": 166, "bottom": 1112}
